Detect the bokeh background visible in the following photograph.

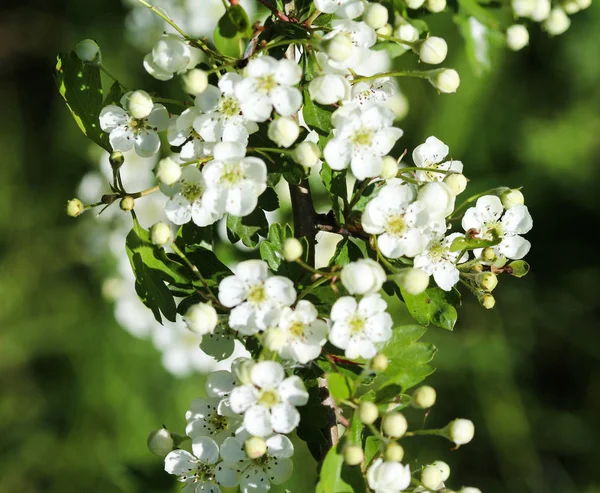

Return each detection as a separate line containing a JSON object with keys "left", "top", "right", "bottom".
{"left": 1, "top": 0, "right": 599, "bottom": 492}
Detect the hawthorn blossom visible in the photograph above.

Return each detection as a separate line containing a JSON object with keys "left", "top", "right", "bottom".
{"left": 340, "top": 258, "right": 387, "bottom": 295}
{"left": 164, "top": 436, "right": 222, "bottom": 493}
{"left": 412, "top": 136, "right": 463, "bottom": 182}
{"left": 413, "top": 233, "right": 468, "bottom": 291}
{"left": 324, "top": 104, "right": 403, "bottom": 180}
{"left": 462, "top": 195, "right": 533, "bottom": 259}
{"left": 235, "top": 56, "right": 302, "bottom": 122}
{"left": 347, "top": 77, "right": 398, "bottom": 108}
{"left": 218, "top": 430, "right": 294, "bottom": 493}
{"left": 218, "top": 260, "right": 296, "bottom": 335}
{"left": 329, "top": 294, "right": 393, "bottom": 359}
{"left": 367, "top": 459, "right": 412, "bottom": 493}
{"left": 168, "top": 107, "right": 213, "bottom": 161}
{"left": 314, "top": 0, "right": 365, "bottom": 18}
{"left": 99, "top": 96, "right": 169, "bottom": 157}
{"left": 144, "top": 34, "right": 203, "bottom": 81}
{"left": 202, "top": 142, "right": 268, "bottom": 217}
{"left": 229, "top": 361, "right": 308, "bottom": 436}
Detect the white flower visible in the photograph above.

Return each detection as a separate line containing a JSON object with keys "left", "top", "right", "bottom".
{"left": 202, "top": 142, "right": 268, "bottom": 217}
{"left": 324, "top": 104, "right": 403, "bottom": 180}
{"left": 122, "top": 90, "right": 154, "bottom": 119}
{"left": 347, "top": 78, "right": 398, "bottom": 108}
{"left": 156, "top": 157, "right": 182, "bottom": 186}
{"left": 329, "top": 294, "right": 393, "bottom": 359}
{"left": 163, "top": 166, "right": 222, "bottom": 227}
{"left": 229, "top": 361, "right": 309, "bottom": 436}
{"left": 462, "top": 195, "right": 533, "bottom": 260}
{"left": 308, "top": 74, "right": 351, "bottom": 105}
{"left": 164, "top": 436, "right": 221, "bottom": 492}
{"left": 412, "top": 136, "right": 463, "bottom": 182}
{"left": 313, "top": 0, "right": 364, "bottom": 18}
{"left": 193, "top": 73, "right": 259, "bottom": 146}
{"left": 186, "top": 370, "right": 242, "bottom": 444}
{"left": 268, "top": 117, "right": 300, "bottom": 148}
{"left": 530, "top": 0, "right": 551, "bottom": 21}
{"left": 235, "top": 56, "right": 302, "bottom": 122}
{"left": 218, "top": 260, "right": 296, "bottom": 336}
{"left": 414, "top": 233, "right": 468, "bottom": 291}
{"left": 325, "top": 33, "right": 355, "bottom": 62}
{"left": 367, "top": 459, "right": 411, "bottom": 493}
{"left": 183, "top": 68, "right": 209, "bottom": 95}
{"left": 168, "top": 107, "right": 213, "bottom": 161}
{"left": 218, "top": 430, "right": 294, "bottom": 493}
{"left": 265, "top": 300, "right": 329, "bottom": 364}
{"left": 340, "top": 258, "right": 387, "bottom": 295}
{"left": 144, "top": 34, "right": 203, "bottom": 81}
{"left": 511, "top": 0, "right": 536, "bottom": 17}
{"left": 184, "top": 302, "right": 219, "bottom": 335}
{"left": 99, "top": 96, "right": 169, "bottom": 157}
{"left": 362, "top": 180, "right": 431, "bottom": 258}
{"left": 293, "top": 142, "right": 321, "bottom": 168}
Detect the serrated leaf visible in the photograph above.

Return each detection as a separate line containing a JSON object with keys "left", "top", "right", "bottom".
{"left": 302, "top": 90, "right": 333, "bottom": 136}
{"left": 257, "top": 187, "right": 279, "bottom": 212}
{"left": 226, "top": 208, "right": 269, "bottom": 248}
{"left": 329, "top": 237, "right": 363, "bottom": 267}
{"left": 214, "top": 6, "right": 251, "bottom": 58}
{"left": 184, "top": 245, "right": 232, "bottom": 287}
{"left": 326, "top": 373, "right": 352, "bottom": 403}
{"left": 259, "top": 223, "right": 294, "bottom": 271}
{"left": 401, "top": 285, "right": 460, "bottom": 331}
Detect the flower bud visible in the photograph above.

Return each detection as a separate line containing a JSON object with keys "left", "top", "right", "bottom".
{"left": 268, "top": 117, "right": 300, "bottom": 148}
{"left": 156, "top": 157, "right": 182, "bottom": 185}
{"left": 421, "top": 464, "right": 443, "bottom": 490}
{"left": 511, "top": 0, "right": 536, "bottom": 16}
{"left": 395, "top": 268, "right": 430, "bottom": 295}
{"left": 417, "top": 37, "right": 448, "bottom": 64}
{"left": 325, "top": 33, "right": 354, "bottom": 63}
{"left": 123, "top": 90, "right": 154, "bottom": 119}
{"left": 382, "top": 412, "right": 408, "bottom": 438}
{"left": 75, "top": 39, "right": 101, "bottom": 64}
{"left": 308, "top": 74, "right": 351, "bottom": 105}
{"left": 341, "top": 259, "right": 387, "bottom": 295}
{"left": 543, "top": 7, "right": 570, "bottom": 35}
{"left": 562, "top": 0, "right": 580, "bottom": 13}
{"left": 264, "top": 327, "right": 286, "bottom": 351}
{"left": 109, "top": 150, "right": 124, "bottom": 170}
{"left": 444, "top": 173, "right": 467, "bottom": 195}
{"left": 429, "top": 68, "right": 460, "bottom": 94}
{"left": 479, "top": 272, "right": 498, "bottom": 292}
{"left": 380, "top": 156, "right": 398, "bottom": 180}
{"left": 343, "top": 444, "right": 364, "bottom": 466}
{"left": 386, "top": 93, "right": 410, "bottom": 120}
{"left": 245, "top": 436, "right": 267, "bottom": 459}
{"left": 363, "top": 3, "right": 389, "bottom": 30}
{"left": 371, "top": 353, "right": 389, "bottom": 372}
{"left": 530, "top": 0, "right": 551, "bottom": 21}
{"left": 406, "top": 0, "right": 426, "bottom": 8}
{"left": 506, "top": 25, "right": 529, "bottom": 51}
{"left": 395, "top": 23, "right": 419, "bottom": 43}
{"left": 426, "top": 0, "right": 447, "bottom": 12}
{"left": 501, "top": 189, "right": 524, "bottom": 209}
{"left": 383, "top": 442, "right": 404, "bottom": 462}
{"left": 147, "top": 428, "right": 174, "bottom": 457}
{"left": 376, "top": 24, "right": 393, "bottom": 36}
{"left": 481, "top": 247, "right": 497, "bottom": 262}
{"left": 120, "top": 195, "right": 135, "bottom": 211}
{"left": 576, "top": 0, "right": 591, "bottom": 9}
{"left": 433, "top": 460, "right": 451, "bottom": 482}
{"left": 184, "top": 302, "right": 218, "bottom": 335}
{"left": 460, "top": 488, "right": 483, "bottom": 493}
{"left": 283, "top": 237, "right": 303, "bottom": 262}
{"left": 182, "top": 68, "right": 209, "bottom": 95}
{"left": 293, "top": 141, "right": 321, "bottom": 168}
{"left": 412, "top": 385, "right": 437, "bottom": 409}
{"left": 150, "top": 222, "right": 172, "bottom": 246}
{"left": 66, "top": 198, "right": 84, "bottom": 217}
{"left": 448, "top": 418, "right": 475, "bottom": 445}
{"left": 479, "top": 293, "right": 495, "bottom": 309}
{"left": 359, "top": 402, "right": 379, "bottom": 425}
{"left": 232, "top": 357, "right": 255, "bottom": 384}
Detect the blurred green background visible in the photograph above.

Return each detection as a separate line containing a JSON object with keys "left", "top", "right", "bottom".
{"left": 1, "top": 0, "right": 599, "bottom": 492}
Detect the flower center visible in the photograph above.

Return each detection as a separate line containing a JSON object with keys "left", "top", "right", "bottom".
{"left": 195, "top": 463, "right": 216, "bottom": 483}
{"left": 482, "top": 222, "right": 503, "bottom": 240}
{"left": 385, "top": 214, "right": 407, "bottom": 236}
{"left": 209, "top": 413, "right": 229, "bottom": 431}
{"left": 218, "top": 96, "right": 240, "bottom": 118}
{"left": 181, "top": 181, "right": 204, "bottom": 202}
{"left": 348, "top": 314, "right": 365, "bottom": 334}
{"left": 220, "top": 162, "right": 244, "bottom": 186}
{"left": 247, "top": 284, "right": 266, "bottom": 305}
{"left": 351, "top": 128, "right": 374, "bottom": 147}
{"left": 256, "top": 74, "right": 277, "bottom": 93}
{"left": 428, "top": 243, "right": 444, "bottom": 261}
{"left": 258, "top": 389, "right": 279, "bottom": 408}
{"left": 289, "top": 321, "right": 305, "bottom": 338}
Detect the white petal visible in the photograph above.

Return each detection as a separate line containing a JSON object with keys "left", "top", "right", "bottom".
{"left": 277, "top": 376, "right": 309, "bottom": 406}
{"left": 206, "top": 370, "right": 236, "bottom": 398}
{"left": 218, "top": 275, "right": 248, "bottom": 307}
{"left": 270, "top": 403, "right": 300, "bottom": 434}
{"left": 476, "top": 195, "right": 504, "bottom": 222}
{"left": 215, "top": 462, "right": 240, "bottom": 488}
{"left": 377, "top": 233, "right": 405, "bottom": 258}
{"left": 358, "top": 294, "right": 387, "bottom": 318}
{"left": 164, "top": 449, "right": 197, "bottom": 476}
{"left": 364, "top": 313, "right": 393, "bottom": 342}
{"left": 350, "top": 152, "right": 383, "bottom": 180}
{"left": 251, "top": 361, "right": 284, "bottom": 388}
{"left": 268, "top": 457, "right": 293, "bottom": 485}
{"left": 331, "top": 297, "right": 358, "bottom": 321}
{"left": 329, "top": 322, "right": 352, "bottom": 350}
{"left": 324, "top": 137, "right": 352, "bottom": 171}
{"left": 265, "top": 434, "right": 294, "bottom": 458}
{"left": 191, "top": 436, "right": 220, "bottom": 464}
{"left": 241, "top": 95, "right": 273, "bottom": 122}
{"left": 133, "top": 130, "right": 161, "bottom": 157}
{"left": 275, "top": 59, "right": 302, "bottom": 86}
{"left": 372, "top": 127, "right": 404, "bottom": 155}
{"left": 195, "top": 85, "right": 221, "bottom": 112}
{"left": 108, "top": 126, "right": 134, "bottom": 152}
{"left": 230, "top": 384, "right": 259, "bottom": 413}
{"left": 240, "top": 464, "right": 270, "bottom": 493}
{"left": 220, "top": 436, "right": 247, "bottom": 462}
{"left": 271, "top": 86, "right": 303, "bottom": 117}
{"left": 247, "top": 56, "right": 278, "bottom": 78}
{"left": 214, "top": 141, "right": 247, "bottom": 161}
{"left": 191, "top": 201, "right": 221, "bottom": 227}
{"left": 432, "top": 261, "right": 460, "bottom": 291}
{"left": 236, "top": 259, "right": 269, "bottom": 283}
{"left": 264, "top": 276, "right": 297, "bottom": 306}
{"left": 497, "top": 235, "right": 531, "bottom": 259}
{"left": 229, "top": 303, "right": 260, "bottom": 336}
{"left": 165, "top": 195, "right": 192, "bottom": 225}
{"left": 99, "top": 105, "right": 129, "bottom": 132}
{"left": 244, "top": 405, "right": 273, "bottom": 437}
{"left": 223, "top": 185, "right": 258, "bottom": 217}
{"left": 337, "top": 0, "right": 365, "bottom": 18}
{"left": 501, "top": 204, "right": 533, "bottom": 234}
{"left": 146, "top": 104, "right": 170, "bottom": 131}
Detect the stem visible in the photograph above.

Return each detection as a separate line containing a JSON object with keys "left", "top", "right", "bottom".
{"left": 134, "top": 0, "right": 189, "bottom": 37}
{"left": 257, "top": 0, "right": 292, "bottom": 21}
{"left": 132, "top": 185, "right": 160, "bottom": 199}
{"left": 153, "top": 97, "right": 188, "bottom": 107}
{"left": 248, "top": 146, "right": 293, "bottom": 155}
{"left": 352, "top": 70, "right": 433, "bottom": 84}
{"left": 99, "top": 64, "right": 123, "bottom": 86}
{"left": 171, "top": 243, "right": 220, "bottom": 303}
{"left": 289, "top": 180, "right": 316, "bottom": 265}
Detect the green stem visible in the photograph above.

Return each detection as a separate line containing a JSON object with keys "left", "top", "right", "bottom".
{"left": 153, "top": 97, "right": 188, "bottom": 107}
{"left": 99, "top": 64, "right": 123, "bottom": 86}
{"left": 134, "top": 0, "right": 189, "bottom": 37}
{"left": 249, "top": 146, "right": 293, "bottom": 155}
{"left": 295, "top": 258, "right": 335, "bottom": 278}
{"left": 170, "top": 243, "right": 217, "bottom": 301}
{"left": 347, "top": 178, "right": 373, "bottom": 213}
{"left": 352, "top": 70, "right": 433, "bottom": 84}
{"left": 296, "top": 275, "right": 331, "bottom": 301}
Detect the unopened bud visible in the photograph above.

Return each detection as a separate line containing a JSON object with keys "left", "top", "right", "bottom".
{"left": 383, "top": 442, "right": 404, "bottom": 462}
{"left": 268, "top": 117, "right": 300, "bottom": 148}
{"left": 429, "top": 68, "right": 460, "bottom": 94}
{"left": 479, "top": 293, "right": 495, "bottom": 309}
{"left": 444, "top": 173, "right": 467, "bottom": 194}
{"left": 479, "top": 272, "right": 498, "bottom": 292}
{"left": 448, "top": 418, "right": 475, "bottom": 445}
{"left": 123, "top": 90, "right": 154, "bottom": 119}
{"left": 433, "top": 460, "right": 451, "bottom": 482}
{"left": 460, "top": 488, "right": 482, "bottom": 493}
{"left": 283, "top": 237, "right": 303, "bottom": 262}
{"left": 543, "top": 7, "right": 571, "bottom": 35}
{"left": 412, "top": 385, "right": 437, "bottom": 409}
{"left": 156, "top": 157, "right": 182, "bottom": 185}
{"left": 481, "top": 247, "right": 497, "bottom": 262}
{"left": 417, "top": 37, "right": 448, "bottom": 64}
{"left": 576, "top": 0, "right": 591, "bottom": 9}
{"left": 325, "top": 33, "right": 354, "bottom": 63}
{"left": 147, "top": 428, "right": 174, "bottom": 457}
{"left": 66, "top": 198, "right": 84, "bottom": 217}
{"left": 376, "top": 23, "right": 393, "bottom": 36}
{"left": 382, "top": 412, "right": 408, "bottom": 438}
{"left": 426, "top": 0, "right": 447, "bottom": 12}
{"left": 109, "top": 150, "right": 124, "bottom": 169}
{"left": 371, "top": 353, "right": 389, "bottom": 372}
{"left": 363, "top": 3, "right": 389, "bottom": 29}
{"left": 308, "top": 74, "right": 350, "bottom": 105}
{"left": 293, "top": 141, "right": 321, "bottom": 167}
{"left": 359, "top": 402, "right": 379, "bottom": 425}
{"left": 119, "top": 195, "right": 135, "bottom": 211}
{"left": 396, "top": 268, "right": 430, "bottom": 295}
{"left": 511, "top": 0, "right": 536, "bottom": 17}
{"left": 343, "top": 444, "right": 364, "bottom": 465}
{"left": 150, "top": 222, "right": 172, "bottom": 246}
{"left": 232, "top": 357, "right": 255, "bottom": 384}
{"left": 530, "top": 0, "right": 551, "bottom": 20}
{"left": 182, "top": 68, "right": 209, "bottom": 95}
{"left": 245, "top": 436, "right": 267, "bottom": 459}
{"left": 380, "top": 156, "right": 398, "bottom": 180}
{"left": 75, "top": 39, "right": 101, "bottom": 64}
{"left": 406, "top": 0, "right": 426, "bottom": 8}
{"left": 501, "top": 189, "right": 524, "bottom": 209}
{"left": 394, "top": 23, "right": 419, "bottom": 43}
{"left": 184, "top": 302, "right": 218, "bottom": 335}
{"left": 506, "top": 25, "right": 529, "bottom": 51}
{"left": 562, "top": 0, "right": 580, "bottom": 13}
{"left": 421, "top": 464, "right": 443, "bottom": 490}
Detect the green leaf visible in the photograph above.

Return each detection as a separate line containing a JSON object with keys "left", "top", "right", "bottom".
{"left": 326, "top": 373, "right": 352, "bottom": 403}
{"left": 126, "top": 217, "right": 183, "bottom": 323}
{"left": 102, "top": 81, "right": 122, "bottom": 106}
{"left": 176, "top": 222, "right": 214, "bottom": 248}
{"left": 302, "top": 90, "right": 333, "bottom": 136}
{"left": 297, "top": 378, "right": 331, "bottom": 461}
{"left": 259, "top": 223, "right": 294, "bottom": 271}
{"left": 457, "top": 0, "right": 500, "bottom": 29}
{"left": 372, "top": 42, "right": 410, "bottom": 59}
{"left": 226, "top": 208, "right": 269, "bottom": 248}
{"left": 363, "top": 436, "right": 380, "bottom": 466}
{"left": 450, "top": 234, "right": 501, "bottom": 252}
{"left": 401, "top": 286, "right": 460, "bottom": 331}
{"left": 55, "top": 51, "right": 108, "bottom": 150}
{"left": 455, "top": 15, "right": 491, "bottom": 76}
{"left": 329, "top": 238, "right": 364, "bottom": 267}
{"left": 507, "top": 260, "right": 529, "bottom": 277}
{"left": 213, "top": 6, "right": 252, "bottom": 58}
{"left": 317, "top": 442, "right": 366, "bottom": 493}
{"left": 183, "top": 245, "right": 232, "bottom": 287}
{"left": 257, "top": 187, "right": 279, "bottom": 212}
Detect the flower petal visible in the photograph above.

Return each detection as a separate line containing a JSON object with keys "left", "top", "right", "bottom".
{"left": 270, "top": 402, "right": 300, "bottom": 434}
{"left": 191, "top": 436, "right": 220, "bottom": 464}
{"left": 277, "top": 376, "right": 309, "bottom": 406}
{"left": 244, "top": 404, "right": 273, "bottom": 437}
{"left": 206, "top": 370, "right": 236, "bottom": 398}
{"left": 99, "top": 105, "right": 129, "bottom": 132}
{"left": 250, "top": 361, "right": 284, "bottom": 388}
{"left": 230, "top": 384, "right": 258, "bottom": 413}
{"left": 164, "top": 449, "right": 197, "bottom": 476}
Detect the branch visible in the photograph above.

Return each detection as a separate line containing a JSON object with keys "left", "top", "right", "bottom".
{"left": 289, "top": 179, "right": 316, "bottom": 265}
